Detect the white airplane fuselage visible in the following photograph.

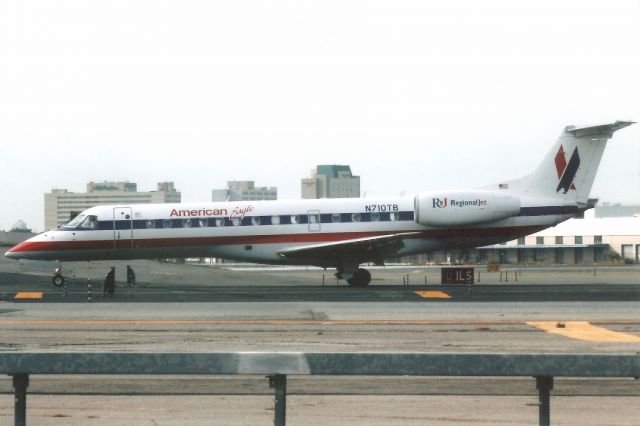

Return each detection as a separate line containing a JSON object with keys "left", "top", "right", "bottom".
{"left": 6, "top": 194, "right": 571, "bottom": 263}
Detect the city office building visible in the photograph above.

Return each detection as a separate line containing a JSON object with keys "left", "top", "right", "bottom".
{"left": 211, "top": 181, "right": 278, "bottom": 202}
{"left": 44, "top": 181, "right": 181, "bottom": 230}
{"left": 301, "top": 165, "right": 360, "bottom": 199}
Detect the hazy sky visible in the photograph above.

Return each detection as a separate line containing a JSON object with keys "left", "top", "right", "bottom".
{"left": 1, "top": 0, "right": 639, "bottom": 232}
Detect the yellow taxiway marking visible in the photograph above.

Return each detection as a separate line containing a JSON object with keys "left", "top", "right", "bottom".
{"left": 527, "top": 321, "right": 640, "bottom": 343}
{"left": 1, "top": 319, "right": 638, "bottom": 327}
{"left": 14, "top": 292, "right": 43, "bottom": 300}
{"left": 414, "top": 291, "right": 451, "bottom": 299}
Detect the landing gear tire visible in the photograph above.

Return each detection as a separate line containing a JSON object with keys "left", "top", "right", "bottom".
{"left": 52, "top": 275, "right": 64, "bottom": 287}
{"left": 347, "top": 268, "right": 371, "bottom": 287}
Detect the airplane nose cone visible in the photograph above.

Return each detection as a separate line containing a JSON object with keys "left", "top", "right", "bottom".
{"left": 5, "top": 240, "right": 30, "bottom": 260}
{"left": 4, "top": 249, "right": 19, "bottom": 260}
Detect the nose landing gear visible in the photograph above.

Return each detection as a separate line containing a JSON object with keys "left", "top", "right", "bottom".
{"left": 52, "top": 268, "right": 65, "bottom": 287}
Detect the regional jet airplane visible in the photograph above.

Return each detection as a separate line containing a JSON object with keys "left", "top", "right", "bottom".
{"left": 5, "top": 121, "right": 635, "bottom": 286}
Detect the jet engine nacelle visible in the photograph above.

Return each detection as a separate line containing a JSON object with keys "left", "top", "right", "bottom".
{"left": 415, "top": 190, "right": 521, "bottom": 227}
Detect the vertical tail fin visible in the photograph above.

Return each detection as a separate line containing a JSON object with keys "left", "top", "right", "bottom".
{"left": 508, "top": 121, "right": 634, "bottom": 203}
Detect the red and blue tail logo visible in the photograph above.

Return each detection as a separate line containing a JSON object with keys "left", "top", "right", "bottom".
{"left": 554, "top": 145, "right": 580, "bottom": 194}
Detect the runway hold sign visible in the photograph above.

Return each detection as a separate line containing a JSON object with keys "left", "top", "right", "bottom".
{"left": 441, "top": 267, "right": 474, "bottom": 285}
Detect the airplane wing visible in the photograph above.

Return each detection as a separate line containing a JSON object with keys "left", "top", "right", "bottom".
{"left": 276, "top": 232, "right": 421, "bottom": 268}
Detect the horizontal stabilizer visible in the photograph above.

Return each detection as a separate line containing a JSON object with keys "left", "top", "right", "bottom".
{"left": 565, "top": 121, "right": 635, "bottom": 138}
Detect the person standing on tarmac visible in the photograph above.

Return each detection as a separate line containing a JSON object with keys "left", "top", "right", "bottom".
{"left": 103, "top": 267, "right": 115, "bottom": 296}
{"left": 126, "top": 265, "right": 136, "bottom": 287}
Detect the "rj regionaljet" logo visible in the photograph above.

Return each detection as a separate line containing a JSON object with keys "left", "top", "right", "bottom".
{"left": 555, "top": 145, "right": 580, "bottom": 194}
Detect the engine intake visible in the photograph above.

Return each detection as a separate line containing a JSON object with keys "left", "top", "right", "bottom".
{"left": 415, "top": 190, "right": 521, "bottom": 227}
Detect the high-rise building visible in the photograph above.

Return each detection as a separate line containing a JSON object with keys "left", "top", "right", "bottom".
{"left": 44, "top": 181, "right": 181, "bottom": 230}
{"left": 211, "top": 180, "right": 278, "bottom": 202}
{"left": 301, "top": 165, "right": 360, "bottom": 199}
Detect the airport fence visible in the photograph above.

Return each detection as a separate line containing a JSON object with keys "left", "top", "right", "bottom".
{"left": 1, "top": 352, "right": 639, "bottom": 426}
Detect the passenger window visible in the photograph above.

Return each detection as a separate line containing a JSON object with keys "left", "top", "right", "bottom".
{"left": 331, "top": 213, "right": 341, "bottom": 223}
{"left": 309, "top": 214, "right": 319, "bottom": 224}
{"left": 389, "top": 212, "right": 399, "bottom": 221}
{"left": 351, "top": 213, "right": 361, "bottom": 222}
{"left": 163, "top": 219, "right": 172, "bottom": 228}
{"left": 251, "top": 217, "right": 261, "bottom": 226}
{"left": 291, "top": 215, "right": 300, "bottom": 224}
{"left": 145, "top": 220, "right": 154, "bottom": 229}
{"left": 183, "top": 219, "right": 192, "bottom": 228}
{"left": 199, "top": 219, "right": 208, "bottom": 227}
{"left": 271, "top": 215, "right": 281, "bottom": 225}
{"left": 215, "top": 218, "right": 225, "bottom": 227}
{"left": 78, "top": 215, "right": 98, "bottom": 229}
{"left": 232, "top": 217, "right": 241, "bottom": 226}
{"left": 371, "top": 212, "right": 381, "bottom": 222}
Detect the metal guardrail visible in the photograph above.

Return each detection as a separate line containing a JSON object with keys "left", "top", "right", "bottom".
{"left": 2, "top": 352, "right": 639, "bottom": 426}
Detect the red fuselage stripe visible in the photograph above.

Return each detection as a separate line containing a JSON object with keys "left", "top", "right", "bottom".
{"left": 8, "top": 226, "right": 546, "bottom": 253}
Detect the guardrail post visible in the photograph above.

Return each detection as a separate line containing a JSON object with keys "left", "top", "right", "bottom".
{"left": 268, "top": 374, "right": 287, "bottom": 426}
{"left": 536, "top": 375, "right": 553, "bottom": 426}
{"left": 13, "top": 373, "right": 29, "bottom": 426}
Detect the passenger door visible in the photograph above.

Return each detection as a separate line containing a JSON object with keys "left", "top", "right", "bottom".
{"left": 113, "top": 207, "right": 133, "bottom": 249}
{"left": 308, "top": 210, "right": 321, "bottom": 232}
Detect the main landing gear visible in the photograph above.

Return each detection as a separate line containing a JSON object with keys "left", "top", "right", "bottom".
{"left": 336, "top": 268, "right": 372, "bottom": 287}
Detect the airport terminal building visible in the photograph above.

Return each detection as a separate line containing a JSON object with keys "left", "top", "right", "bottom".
{"left": 476, "top": 215, "right": 640, "bottom": 265}
{"left": 401, "top": 206, "right": 640, "bottom": 266}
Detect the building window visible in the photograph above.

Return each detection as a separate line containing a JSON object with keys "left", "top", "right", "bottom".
{"left": 594, "top": 235, "right": 602, "bottom": 244}
{"left": 536, "top": 236, "right": 544, "bottom": 245}
{"left": 575, "top": 236, "right": 583, "bottom": 244}
{"left": 555, "top": 236, "right": 563, "bottom": 245}
{"left": 517, "top": 237, "right": 525, "bottom": 245}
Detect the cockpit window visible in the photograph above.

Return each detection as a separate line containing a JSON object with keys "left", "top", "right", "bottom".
{"left": 78, "top": 215, "right": 98, "bottom": 229}
{"left": 65, "top": 214, "right": 85, "bottom": 228}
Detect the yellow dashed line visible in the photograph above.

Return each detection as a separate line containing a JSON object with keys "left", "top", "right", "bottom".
{"left": 527, "top": 321, "right": 640, "bottom": 343}
{"left": 414, "top": 291, "right": 451, "bottom": 299}
{"left": 14, "top": 292, "right": 43, "bottom": 300}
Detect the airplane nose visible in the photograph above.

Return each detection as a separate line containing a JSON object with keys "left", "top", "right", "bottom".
{"left": 4, "top": 249, "right": 19, "bottom": 260}
{"left": 5, "top": 240, "right": 30, "bottom": 260}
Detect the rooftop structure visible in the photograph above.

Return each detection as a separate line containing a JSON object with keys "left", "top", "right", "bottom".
{"left": 211, "top": 180, "right": 277, "bottom": 202}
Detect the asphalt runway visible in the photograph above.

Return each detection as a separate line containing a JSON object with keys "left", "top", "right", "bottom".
{"left": 1, "top": 256, "right": 639, "bottom": 424}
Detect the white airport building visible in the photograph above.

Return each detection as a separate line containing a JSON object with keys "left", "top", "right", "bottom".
{"left": 477, "top": 213, "right": 640, "bottom": 265}
{"left": 44, "top": 181, "right": 181, "bottom": 230}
